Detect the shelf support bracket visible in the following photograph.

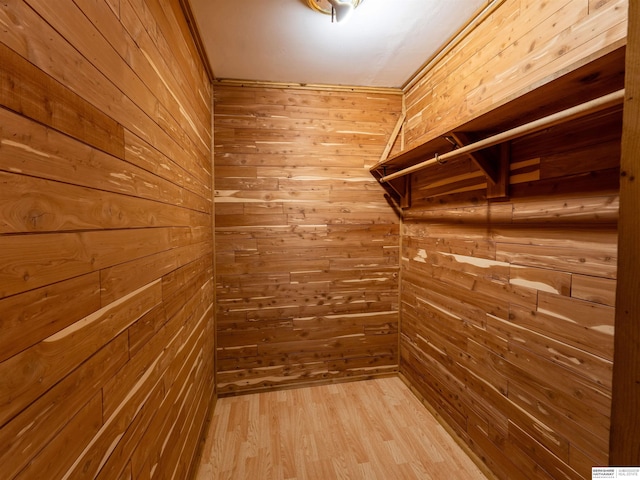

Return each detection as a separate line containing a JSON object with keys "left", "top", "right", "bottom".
{"left": 450, "top": 131, "right": 499, "bottom": 183}
{"left": 450, "top": 131, "right": 508, "bottom": 199}
{"left": 384, "top": 175, "right": 411, "bottom": 209}
{"left": 379, "top": 112, "right": 406, "bottom": 164}
{"left": 490, "top": 142, "right": 510, "bottom": 199}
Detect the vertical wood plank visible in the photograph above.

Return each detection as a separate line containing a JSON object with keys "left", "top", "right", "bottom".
{"left": 609, "top": 0, "right": 640, "bottom": 465}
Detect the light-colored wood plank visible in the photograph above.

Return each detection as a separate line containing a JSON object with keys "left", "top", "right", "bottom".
{"left": 0, "top": 108, "right": 210, "bottom": 212}
{"left": 496, "top": 241, "right": 617, "bottom": 279}
{"left": 196, "top": 377, "right": 490, "bottom": 480}
{"left": 1, "top": 0, "right": 210, "bottom": 183}
{"left": 0, "top": 227, "right": 173, "bottom": 297}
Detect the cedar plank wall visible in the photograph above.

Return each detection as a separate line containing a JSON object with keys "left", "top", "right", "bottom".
{"left": 0, "top": 1, "right": 215, "bottom": 479}
{"left": 404, "top": 0, "right": 628, "bottom": 149}
{"left": 399, "top": 1, "right": 627, "bottom": 479}
{"left": 214, "top": 85, "right": 402, "bottom": 395}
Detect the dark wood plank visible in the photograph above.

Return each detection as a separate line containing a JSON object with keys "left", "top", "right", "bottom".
{"left": 609, "top": 0, "right": 640, "bottom": 465}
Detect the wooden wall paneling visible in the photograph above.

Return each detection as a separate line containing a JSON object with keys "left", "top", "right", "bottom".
{"left": 0, "top": 280, "right": 163, "bottom": 426}
{"left": 395, "top": 1, "right": 626, "bottom": 474}
{"left": 27, "top": 0, "right": 210, "bottom": 163}
{"left": 400, "top": 165, "right": 619, "bottom": 475}
{"left": 0, "top": 42, "right": 125, "bottom": 158}
{"left": 0, "top": 108, "right": 211, "bottom": 214}
{"left": 466, "top": 1, "right": 626, "bottom": 115}
{"left": 139, "top": 0, "right": 212, "bottom": 94}
{"left": 396, "top": 94, "right": 621, "bottom": 218}
{"left": 404, "top": 0, "right": 519, "bottom": 122}
{"left": 403, "top": 0, "right": 628, "bottom": 150}
{"left": 128, "top": 301, "right": 213, "bottom": 478}
{"left": 24, "top": 0, "right": 206, "bottom": 158}
{"left": 509, "top": 265, "right": 572, "bottom": 296}
{"left": 120, "top": 0, "right": 212, "bottom": 145}
{"left": 470, "top": 376, "right": 572, "bottom": 473}
{"left": 100, "top": 240, "right": 211, "bottom": 306}
{"left": 0, "top": 0, "right": 214, "bottom": 478}
{"left": 0, "top": 0, "right": 210, "bottom": 186}
{"left": 96, "top": 384, "right": 166, "bottom": 480}
{"left": 0, "top": 227, "right": 165, "bottom": 297}
{"left": 509, "top": 194, "right": 619, "bottom": 224}
{"left": 487, "top": 312, "right": 612, "bottom": 390}
{"left": 124, "top": 130, "right": 212, "bottom": 201}
{"left": 214, "top": 84, "right": 402, "bottom": 394}
{"left": 133, "top": 0, "right": 212, "bottom": 128}
{"left": 506, "top": 421, "right": 584, "bottom": 480}
{"left": 495, "top": 238, "right": 617, "bottom": 279}
{"left": 132, "top": 310, "right": 210, "bottom": 480}
{"left": 505, "top": 331, "right": 611, "bottom": 414}
{"left": 101, "top": 306, "right": 185, "bottom": 424}
{"left": 0, "top": 332, "right": 129, "bottom": 479}
{"left": 15, "top": 392, "right": 104, "bottom": 480}
{"left": 400, "top": 339, "right": 469, "bottom": 434}
{"left": 0, "top": 272, "right": 100, "bottom": 363}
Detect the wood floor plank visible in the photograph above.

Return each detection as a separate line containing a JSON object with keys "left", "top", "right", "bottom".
{"left": 196, "top": 377, "right": 489, "bottom": 479}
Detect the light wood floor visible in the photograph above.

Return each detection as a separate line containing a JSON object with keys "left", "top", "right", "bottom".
{"left": 195, "top": 376, "right": 488, "bottom": 479}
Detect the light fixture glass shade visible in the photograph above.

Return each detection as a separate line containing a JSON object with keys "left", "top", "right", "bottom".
{"left": 306, "top": 0, "right": 363, "bottom": 23}
{"left": 327, "top": 0, "right": 354, "bottom": 22}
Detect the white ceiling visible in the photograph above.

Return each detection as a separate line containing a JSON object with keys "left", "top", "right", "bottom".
{"left": 189, "top": 0, "right": 489, "bottom": 88}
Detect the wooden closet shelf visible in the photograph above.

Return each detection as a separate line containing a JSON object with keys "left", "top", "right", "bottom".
{"left": 371, "top": 46, "right": 626, "bottom": 208}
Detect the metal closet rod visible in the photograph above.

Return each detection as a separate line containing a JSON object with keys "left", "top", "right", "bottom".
{"left": 379, "top": 89, "right": 625, "bottom": 184}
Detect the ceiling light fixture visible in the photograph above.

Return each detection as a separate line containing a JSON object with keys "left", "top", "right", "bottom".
{"left": 306, "top": 0, "right": 364, "bottom": 23}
